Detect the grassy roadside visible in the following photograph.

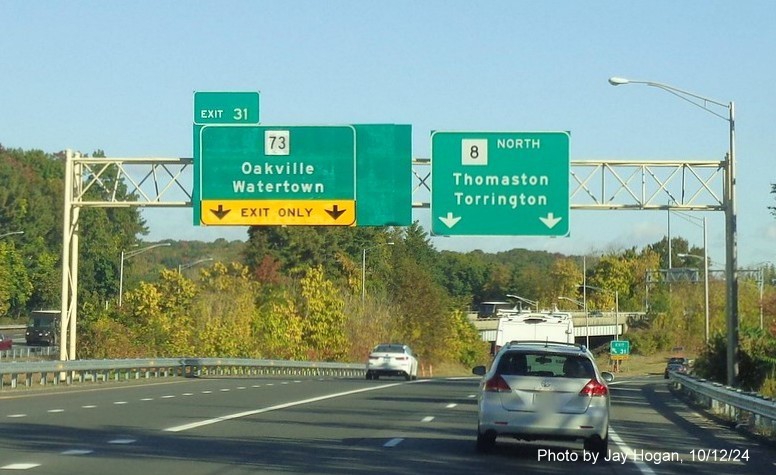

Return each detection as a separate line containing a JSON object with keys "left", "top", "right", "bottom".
{"left": 595, "top": 351, "right": 687, "bottom": 377}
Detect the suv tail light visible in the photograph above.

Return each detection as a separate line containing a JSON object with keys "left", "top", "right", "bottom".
{"left": 579, "top": 378, "right": 608, "bottom": 397}
{"left": 484, "top": 375, "right": 512, "bottom": 392}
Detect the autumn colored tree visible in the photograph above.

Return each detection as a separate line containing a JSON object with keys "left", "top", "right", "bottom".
{"left": 299, "top": 265, "right": 348, "bottom": 361}
{"left": 192, "top": 262, "right": 258, "bottom": 357}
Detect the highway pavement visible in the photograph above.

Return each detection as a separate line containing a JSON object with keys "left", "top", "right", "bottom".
{"left": 0, "top": 373, "right": 773, "bottom": 474}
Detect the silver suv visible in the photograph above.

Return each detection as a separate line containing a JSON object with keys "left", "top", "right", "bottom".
{"left": 472, "top": 341, "right": 614, "bottom": 455}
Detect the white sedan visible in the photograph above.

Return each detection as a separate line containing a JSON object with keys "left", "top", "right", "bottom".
{"left": 366, "top": 344, "right": 418, "bottom": 380}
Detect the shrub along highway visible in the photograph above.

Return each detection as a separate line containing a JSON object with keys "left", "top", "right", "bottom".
{"left": 0, "top": 374, "right": 773, "bottom": 474}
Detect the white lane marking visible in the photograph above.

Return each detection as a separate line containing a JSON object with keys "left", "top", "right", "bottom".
{"left": 237, "top": 387, "right": 246, "bottom": 390}
{"left": 182, "top": 393, "right": 194, "bottom": 396}
{"left": 7, "top": 414, "right": 26, "bottom": 418}
{"left": 421, "top": 416, "right": 434, "bottom": 422}
{"left": 62, "top": 449, "right": 93, "bottom": 455}
{"left": 384, "top": 438, "right": 404, "bottom": 447}
{"left": 165, "top": 382, "right": 406, "bottom": 433}
{"left": 251, "top": 385, "right": 261, "bottom": 388}
{"left": 161, "top": 395, "right": 175, "bottom": 399}
{"left": 201, "top": 390, "right": 212, "bottom": 394}
{"left": 445, "top": 403, "right": 457, "bottom": 408}
{"left": 47, "top": 409, "right": 64, "bottom": 413}
{"left": 467, "top": 394, "right": 476, "bottom": 398}
{"left": 1, "top": 463, "right": 41, "bottom": 469}
{"left": 113, "top": 401, "right": 128, "bottom": 405}
{"left": 220, "top": 389, "right": 230, "bottom": 392}
{"left": 108, "top": 439, "right": 136, "bottom": 445}
{"left": 609, "top": 428, "right": 656, "bottom": 475}
{"left": 82, "top": 405, "right": 97, "bottom": 409}
{"left": 140, "top": 398, "right": 154, "bottom": 401}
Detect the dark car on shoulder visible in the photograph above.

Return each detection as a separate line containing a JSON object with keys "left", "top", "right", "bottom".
{"left": 664, "top": 357, "right": 689, "bottom": 379}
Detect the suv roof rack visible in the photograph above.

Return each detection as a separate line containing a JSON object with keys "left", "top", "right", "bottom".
{"left": 506, "top": 340, "right": 587, "bottom": 352}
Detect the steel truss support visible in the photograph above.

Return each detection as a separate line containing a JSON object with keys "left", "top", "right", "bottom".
{"left": 59, "top": 152, "right": 193, "bottom": 360}
{"left": 60, "top": 154, "right": 725, "bottom": 361}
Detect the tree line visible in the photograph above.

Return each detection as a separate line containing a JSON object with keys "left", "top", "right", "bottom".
{"left": 1, "top": 146, "right": 775, "bottom": 393}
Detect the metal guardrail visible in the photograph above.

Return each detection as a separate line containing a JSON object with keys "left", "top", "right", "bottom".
{"left": 670, "top": 371, "right": 776, "bottom": 438}
{"left": 0, "top": 346, "right": 59, "bottom": 360}
{"left": 0, "top": 357, "right": 367, "bottom": 390}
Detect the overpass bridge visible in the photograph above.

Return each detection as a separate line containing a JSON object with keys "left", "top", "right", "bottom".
{"left": 469, "top": 311, "right": 646, "bottom": 345}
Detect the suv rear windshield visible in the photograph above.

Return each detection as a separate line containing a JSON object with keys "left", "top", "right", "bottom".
{"left": 373, "top": 345, "right": 406, "bottom": 353}
{"left": 496, "top": 351, "right": 595, "bottom": 378}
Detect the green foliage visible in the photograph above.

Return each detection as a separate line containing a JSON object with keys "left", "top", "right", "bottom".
{"left": 192, "top": 262, "right": 257, "bottom": 357}
{"left": 389, "top": 249, "right": 455, "bottom": 362}
{"left": 254, "top": 287, "right": 304, "bottom": 360}
{"left": 0, "top": 242, "right": 33, "bottom": 315}
{"left": 299, "top": 265, "right": 348, "bottom": 361}
{"left": 628, "top": 327, "right": 670, "bottom": 355}
{"left": 694, "top": 326, "right": 776, "bottom": 394}
{"left": 447, "top": 307, "right": 491, "bottom": 367}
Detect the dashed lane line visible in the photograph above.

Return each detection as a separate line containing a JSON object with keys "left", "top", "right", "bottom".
{"left": 164, "top": 382, "right": 406, "bottom": 433}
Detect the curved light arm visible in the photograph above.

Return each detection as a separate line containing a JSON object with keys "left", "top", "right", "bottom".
{"left": 609, "top": 76, "right": 731, "bottom": 122}
{"left": 506, "top": 294, "right": 538, "bottom": 308}
{"left": 0, "top": 231, "right": 24, "bottom": 239}
{"left": 557, "top": 296, "right": 584, "bottom": 308}
{"left": 124, "top": 242, "right": 171, "bottom": 259}
{"left": 580, "top": 284, "right": 608, "bottom": 294}
{"left": 178, "top": 257, "right": 214, "bottom": 273}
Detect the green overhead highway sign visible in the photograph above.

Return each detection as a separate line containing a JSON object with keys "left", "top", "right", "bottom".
{"left": 198, "top": 125, "right": 356, "bottom": 226}
{"left": 191, "top": 92, "right": 412, "bottom": 227}
{"left": 431, "top": 131, "right": 569, "bottom": 236}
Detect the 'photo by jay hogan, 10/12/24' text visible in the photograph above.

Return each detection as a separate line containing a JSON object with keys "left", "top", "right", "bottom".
{"left": 537, "top": 448, "right": 751, "bottom": 465}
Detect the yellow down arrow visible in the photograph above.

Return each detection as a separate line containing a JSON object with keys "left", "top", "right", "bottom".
{"left": 201, "top": 200, "right": 356, "bottom": 226}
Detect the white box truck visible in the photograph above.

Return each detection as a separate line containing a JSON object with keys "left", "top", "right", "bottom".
{"left": 493, "top": 312, "right": 574, "bottom": 354}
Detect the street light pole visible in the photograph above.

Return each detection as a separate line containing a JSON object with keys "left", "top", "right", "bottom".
{"left": 679, "top": 250, "right": 710, "bottom": 344}
{"left": 362, "top": 242, "right": 394, "bottom": 304}
{"left": 119, "top": 243, "right": 171, "bottom": 307}
{"left": 583, "top": 256, "right": 588, "bottom": 348}
{"left": 609, "top": 76, "right": 738, "bottom": 387}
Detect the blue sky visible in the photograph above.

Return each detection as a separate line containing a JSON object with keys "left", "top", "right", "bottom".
{"left": 2, "top": 1, "right": 775, "bottom": 268}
